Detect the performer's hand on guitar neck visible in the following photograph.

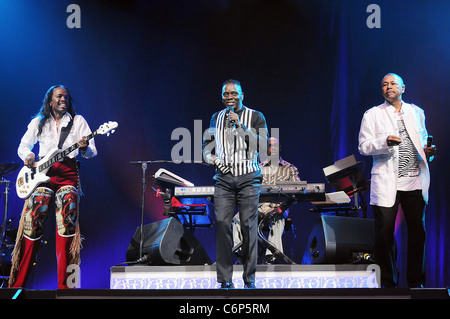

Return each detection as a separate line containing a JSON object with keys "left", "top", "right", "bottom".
{"left": 77, "top": 136, "right": 89, "bottom": 151}
{"left": 24, "top": 153, "right": 36, "bottom": 168}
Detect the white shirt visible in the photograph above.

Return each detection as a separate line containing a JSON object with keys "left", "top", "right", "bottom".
{"left": 358, "top": 101, "right": 430, "bottom": 207}
{"left": 18, "top": 113, "right": 97, "bottom": 161}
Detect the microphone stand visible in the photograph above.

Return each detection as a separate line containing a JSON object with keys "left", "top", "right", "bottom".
{"left": 128, "top": 160, "right": 211, "bottom": 263}
{"left": 129, "top": 161, "right": 150, "bottom": 261}
{"left": 0, "top": 178, "right": 11, "bottom": 252}
{"left": 129, "top": 160, "right": 179, "bottom": 262}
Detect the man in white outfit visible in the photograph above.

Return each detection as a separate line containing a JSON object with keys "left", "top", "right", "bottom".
{"left": 358, "top": 73, "right": 436, "bottom": 288}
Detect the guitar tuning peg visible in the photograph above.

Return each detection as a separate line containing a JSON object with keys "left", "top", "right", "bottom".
{"left": 107, "top": 133, "right": 110, "bottom": 136}
{"left": 112, "top": 130, "right": 115, "bottom": 134}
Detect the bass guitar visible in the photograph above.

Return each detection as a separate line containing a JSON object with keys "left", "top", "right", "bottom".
{"left": 16, "top": 121, "right": 118, "bottom": 199}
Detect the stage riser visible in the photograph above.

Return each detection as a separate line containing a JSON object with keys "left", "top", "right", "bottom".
{"left": 110, "top": 264, "right": 380, "bottom": 289}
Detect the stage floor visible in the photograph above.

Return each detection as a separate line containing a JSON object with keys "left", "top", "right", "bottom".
{"left": 0, "top": 287, "right": 448, "bottom": 300}
{"left": 110, "top": 264, "right": 381, "bottom": 289}
{"left": 1, "top": 264, "right": 448, "bottom": 300}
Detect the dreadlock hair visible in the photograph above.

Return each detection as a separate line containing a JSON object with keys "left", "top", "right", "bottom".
{"left": 36, "top": 85, "right": 76, "bottom": 136}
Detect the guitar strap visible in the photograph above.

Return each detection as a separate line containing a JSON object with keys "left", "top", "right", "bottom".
{"left": 58, "top": 118, "right": 74, "bottom": 149}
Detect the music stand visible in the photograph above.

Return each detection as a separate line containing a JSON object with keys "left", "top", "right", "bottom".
{"left": 154, "top": 168, "right": 194, "bottom": 216}
{"left": 154, "top": 169, "right": 212, "bottom": 229}
{"left": 128, "top": 162, "right": 195, "bottom": 264}
{"left": 154, "top": 168, "right": 194, "bottom": 188}
{"left": 322, "top": 155, "right": 369, "bottom": 217}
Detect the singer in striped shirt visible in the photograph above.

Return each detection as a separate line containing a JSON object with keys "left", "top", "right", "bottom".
{"left": 203, "top": 79, "right": 268, "bottom": 289}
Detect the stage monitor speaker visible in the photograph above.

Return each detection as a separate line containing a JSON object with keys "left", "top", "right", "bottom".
{"left": 302, "top": 215, "right": 375, "bottom": 264}
{"left": 126, "top": 217, "right": 211, "bottom": 265}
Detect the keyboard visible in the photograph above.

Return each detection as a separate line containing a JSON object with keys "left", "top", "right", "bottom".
{"left": 174, "top": 182, "right": 326, "bottom": 202}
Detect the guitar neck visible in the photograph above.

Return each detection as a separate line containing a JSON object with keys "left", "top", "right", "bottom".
{"left": 38, "top": 131, "right": 98, "bottom": 172}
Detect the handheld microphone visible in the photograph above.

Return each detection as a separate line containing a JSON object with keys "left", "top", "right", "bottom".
{"left": 225, "top": 106, "right": 236, "bottom": 128}
{"left": 427, "top": 135, "right": 433, "bottom": 147}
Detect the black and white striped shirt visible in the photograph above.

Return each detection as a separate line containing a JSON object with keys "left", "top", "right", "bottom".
{"left": 397, "top": 113, "right": 420, "bottom": 178}
{"left": 203, "top": 106, "right": 268, "bottom": 176}
{"left": 396, "top": 112, "right": 422, "bottom": 191}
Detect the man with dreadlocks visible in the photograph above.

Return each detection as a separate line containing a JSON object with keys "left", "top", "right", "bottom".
{"left": 9, "top": 85, "right": 97, "bottom": 289}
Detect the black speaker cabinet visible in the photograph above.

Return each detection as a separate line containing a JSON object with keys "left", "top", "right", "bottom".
{"left": 302, "top": 215, "right": 375, "bottom": 264}
{"left": 126, "top": 217, "right": 211, "bottom": 265}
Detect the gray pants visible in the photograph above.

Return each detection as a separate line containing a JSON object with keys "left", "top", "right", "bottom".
{"left": 213, "top": 171, "right": 261, "bottom": 284}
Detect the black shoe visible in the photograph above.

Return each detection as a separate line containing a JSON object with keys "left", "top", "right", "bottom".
{"left": 244, "top": 281, "right": 256, "bottom": 289}
{"left": 220, "top": 282, "right": 235, "bottom": 289}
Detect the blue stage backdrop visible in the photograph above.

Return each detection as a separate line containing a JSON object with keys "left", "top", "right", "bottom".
{"left": 0, "top": 0, "right": 448, "bottom": 289}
